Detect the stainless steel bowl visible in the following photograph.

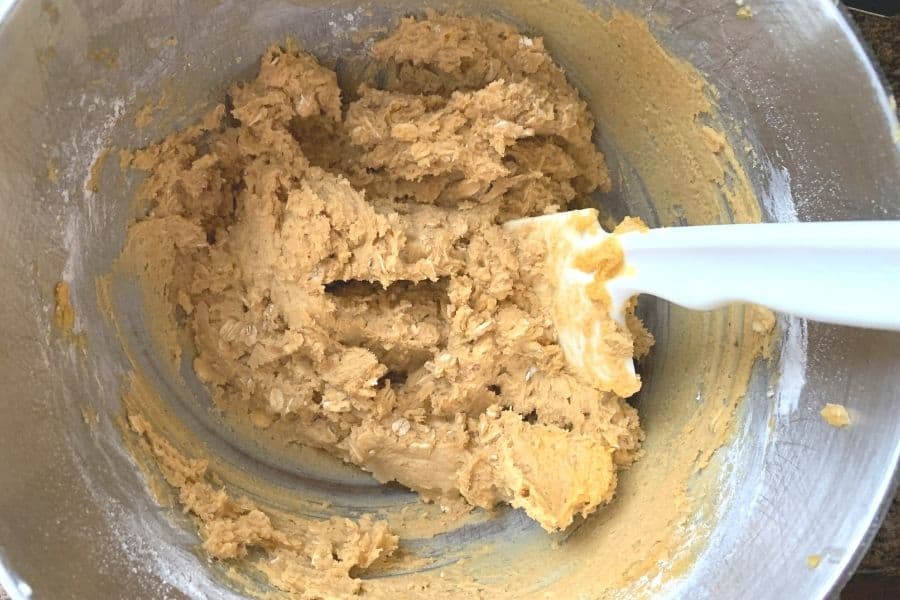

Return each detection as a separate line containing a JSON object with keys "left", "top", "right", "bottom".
{"left": 1, "top": 1, "right": 898, "bottom": 598}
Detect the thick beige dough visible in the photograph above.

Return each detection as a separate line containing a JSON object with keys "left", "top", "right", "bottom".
{"left": 123, "top": 14, "right": 647, "bottom": 547}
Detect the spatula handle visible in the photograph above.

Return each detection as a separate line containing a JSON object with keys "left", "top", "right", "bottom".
{"left": 608, "top": 221, "right": 900, "bottom": 331}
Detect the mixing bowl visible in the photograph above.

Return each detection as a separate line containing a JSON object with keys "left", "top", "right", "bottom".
{"left": 1, "top": 0, "right": 898, "bottom": 598}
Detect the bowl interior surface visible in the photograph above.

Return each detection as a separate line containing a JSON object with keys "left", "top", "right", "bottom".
{"left": 0, "top": 0, "right": 898, "bottom": 598}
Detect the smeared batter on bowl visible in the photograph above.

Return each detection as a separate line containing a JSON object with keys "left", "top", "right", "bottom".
{"left": 127, "top": 409, "right": 398, "bottom": 598}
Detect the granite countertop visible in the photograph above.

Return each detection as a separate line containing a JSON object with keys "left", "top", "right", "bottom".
{"left": 0, "top": 7, "right": 896, "bottom": 600}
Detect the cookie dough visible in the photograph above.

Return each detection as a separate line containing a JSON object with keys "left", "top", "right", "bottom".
{"left": 106, "top": 5, "right": 783, "bottom": 597}
{"left": 128, "top": 412, "right": 397, "bottom": 598}
{"left": 54, "top": 281, "right": 76, "bottom": 333}
{"left": 123, "top": 14, "right": 646, "bottom": 540}
{"left": 820, "top": 403, "right": 851, "bottom": 428}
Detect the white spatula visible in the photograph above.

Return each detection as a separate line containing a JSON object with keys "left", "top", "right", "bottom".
{"left": 504, "top": 209, "right": 900, "bottom": 395}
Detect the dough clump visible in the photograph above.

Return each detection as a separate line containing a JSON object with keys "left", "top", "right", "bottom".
{"left": 128, "top": 413, "right": 398, "bottom": 598}
{"left": 125, "top": 15, "right": 646, "bottom": 535}
{"left": 820, "top": 403, "right": 850, "bottom": 428}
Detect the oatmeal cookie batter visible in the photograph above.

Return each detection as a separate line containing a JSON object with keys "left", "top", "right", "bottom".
{"left": 127, "top": 409, "right": 398, "bottom": 598}
{"left": 123, "top": 14, "right": 646, "bottom": 544}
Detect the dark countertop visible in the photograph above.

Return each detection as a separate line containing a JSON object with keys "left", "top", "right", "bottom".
{"left": 0, "top": 7, "right": 896, "bottom": 600}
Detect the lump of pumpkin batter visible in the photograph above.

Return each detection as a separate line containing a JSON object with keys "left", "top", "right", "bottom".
{"left": 124, "top": 14, "right": 645, "bottom": 535}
